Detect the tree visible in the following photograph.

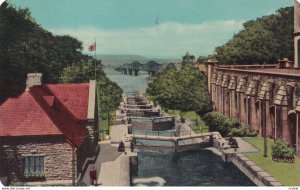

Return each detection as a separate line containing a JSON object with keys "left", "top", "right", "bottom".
{"left": 146, "top": 61, "right": 212, "bottom": 116}
{"left": 0, "top": 2, "right": 94, "bottom": 103}
{"left": 215, "top": 7, "right": 293, "bottom": 64}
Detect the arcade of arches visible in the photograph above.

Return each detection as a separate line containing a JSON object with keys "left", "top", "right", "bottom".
{"left": 206, "top": 60, "right": 300, "bottom": 156}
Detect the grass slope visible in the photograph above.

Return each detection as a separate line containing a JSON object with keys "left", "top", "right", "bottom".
{"left": 244, "top": 137, "right": 300, "bottom": 186}
{"left": 167, "top": 110, "right": 209, "bottom": 133}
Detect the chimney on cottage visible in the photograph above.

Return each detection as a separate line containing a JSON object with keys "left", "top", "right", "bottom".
{"left": 26, "top": 73, "right": 43, "bottom": 91}
{"left": 277, "top": 58, "right": 293, "bottom": 69}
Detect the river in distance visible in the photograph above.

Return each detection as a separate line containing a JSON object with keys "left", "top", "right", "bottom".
{"left": 107, "top": 74, "right": 255, "bottom": 186}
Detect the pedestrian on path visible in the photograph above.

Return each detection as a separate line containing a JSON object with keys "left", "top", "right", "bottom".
{"left": 118, "top": 140, "right": 125, "bottom": 152}
{"left": 130, "top": 141, "right": 134, "bottom": 152}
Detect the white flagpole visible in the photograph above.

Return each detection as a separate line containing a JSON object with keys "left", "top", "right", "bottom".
{"left": 94, "top": 37, "right": 97, "bottom": 80}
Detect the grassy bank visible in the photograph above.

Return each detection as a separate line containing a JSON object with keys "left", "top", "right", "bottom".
{"left": 243, "top": 137, "right": 300, "bottom": 186}
{"left": 167, "top": 110, "right": 209, "bottom": 133}
{"left": 99, "top": 110, "right": 116, "bottom": 141}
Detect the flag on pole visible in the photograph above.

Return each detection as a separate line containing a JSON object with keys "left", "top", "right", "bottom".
{"left": 88, "top": 43, "right": 96, "bottom": 51}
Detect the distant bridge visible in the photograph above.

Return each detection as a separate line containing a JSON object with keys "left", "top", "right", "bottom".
{"left": 116, "top": 61, "right": 164, "bottom": 76}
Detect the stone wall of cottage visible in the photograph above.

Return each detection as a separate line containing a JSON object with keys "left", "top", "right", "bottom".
{"left": 76, "top": 119, "right": 99, "bottom": 176}
{"left": 207, "top": 63, "right": 300, "bottom": 156}
{"left": 0, "top": 135, "right": 75, "bottom": 182}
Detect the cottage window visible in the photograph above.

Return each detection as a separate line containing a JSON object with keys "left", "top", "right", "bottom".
{"left": 23, "top": 156, "right": 44, "bottom": 177}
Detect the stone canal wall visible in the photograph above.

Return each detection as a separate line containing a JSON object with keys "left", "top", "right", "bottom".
{"left": 232, "top": 154, "right": 282, "bottom": 186}
{"left": 212, "top": 138, "right": 281, "bottom": 186}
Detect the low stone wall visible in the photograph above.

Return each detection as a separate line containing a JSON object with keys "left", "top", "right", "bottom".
{"left": 212, "top": 138, "right": 281, "bottom": 186}
{"left": 177, "top": 142, "right": 211, "bottom": 152}
{"left": 152, "top": 121, "right": 173, "bottom": 130}
{"left": 129, "top": 120, "right": 174, "bottom": 131}
{"left": 130, "top": 121, "right": 152, "bottom": 131}
{"left": 126, "top": 110, "right": 160, "bottom": 117}
{"left": 232, "top": 154, "right": 282, "bottom": 186}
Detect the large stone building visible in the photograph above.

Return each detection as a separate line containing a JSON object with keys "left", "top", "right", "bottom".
{"left": 206, "top": 59, "right": 300, "bottom": 156}
{"left": 0, "top": 73, "right": 99, "bottom": 185}
{"left": 294, "top": 0, "right": 300, "bottom": 68}
{"left": 205, "top": 0, "right": 300, "bottom": 157}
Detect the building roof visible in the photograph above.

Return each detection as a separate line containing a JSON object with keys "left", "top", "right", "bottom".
{"left": 0, "top": 83, "right": 91, "bottom": 148}
{"left": 258, "top": 82, "right": 270, "bottom": 100}
{"left": 228, "top": 76, "right": 237, "bottom": 90}
{"left": 45, "top": 83, "right": 89, "bottom": 121}
{"left": 236, "top": 78, "right": 247, "bottom": 93}
{"left": 274, "top": 86, "right": 288, "bottom": 106}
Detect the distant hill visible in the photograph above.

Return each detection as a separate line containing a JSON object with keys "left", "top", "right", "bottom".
{"left": 98, "top": 54, "right": 181, "bottom": 68}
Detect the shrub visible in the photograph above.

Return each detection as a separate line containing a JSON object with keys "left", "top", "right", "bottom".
{"left": 228, "top": 124, "right": 257, "bottom": 137}
{"left": 271, "top": 139, "right": 295, "bottom": 163}
{"left": 203, "top": 111, "right": 227, "bottom": 136}
{"left": 203, "top": 111, "right": 245, "bottom": 136}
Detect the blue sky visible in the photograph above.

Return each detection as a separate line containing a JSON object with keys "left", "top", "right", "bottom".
{"left": 5, "top": 0, "right": 293, "bottom": 58}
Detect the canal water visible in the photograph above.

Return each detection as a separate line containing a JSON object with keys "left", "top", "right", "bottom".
{"left": 107, "top": 74, "right": 149, "bottom": 93}
{"left": 107, "top": 74, "right": 255, "bottom": 186}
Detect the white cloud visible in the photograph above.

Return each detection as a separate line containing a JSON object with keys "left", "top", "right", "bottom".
{"left": 49, "top": 20, "right": 244, "bottom": 58}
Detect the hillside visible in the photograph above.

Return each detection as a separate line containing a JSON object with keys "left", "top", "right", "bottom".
{"left": 98, "top": 54, "right": 181, "bottom": 68}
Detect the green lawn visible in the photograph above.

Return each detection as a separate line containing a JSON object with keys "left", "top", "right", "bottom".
{"left": 243, "top": 137, "right": 300, "bottom": 186}
{"left": 99, "top": 110, "right": 116, "bottom": 140}
{"left": 167, "top": 110, "right": 209, "bottom": 134}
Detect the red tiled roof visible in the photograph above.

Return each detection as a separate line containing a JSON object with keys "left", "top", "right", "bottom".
{"left": 0, "top": 92, "right": 62, "bottom": 136}
{"left": 45, "top": 83, "right": 89, "bottom": 121}
{"left": 0, "top": 83, "right": 91, "bottom": 148}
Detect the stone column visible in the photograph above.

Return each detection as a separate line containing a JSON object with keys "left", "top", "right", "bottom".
{"left": 216, "top": 74, "right": 222, "bottom": 112}
{"left": 260, "top": 100, "right": 266, "bottom": 137}
{"left": 211, "top": 83, "right": 215, "bottom": 104}
{"left": 215, "top": 85, "right": 220, "bottom": 111}
{"left": 297, "top": 113, "right": 299, "bottom": 154}
{"left": 228, "top": 76, "right": 237, "bottom": 119}
{"left": 224, "top": 88, "right": 230, "bottom": 117}
{"left": 295, "top": 37, "right": 300, "bottom": 68}
{"left": 274, "top": 105, "right": 278, "bottom": 139}
{"left": 246, "top": 97, "right": 251, "bottom": 129}
{"left": 229, "top": 90, "right": 232, "bottom": 117}
{"left": 274, "top": 86, "right": 290, "bottom": 143}
{"left": 281, "top": 106, "right": 292, "bottom": 144}
{"left": 206, "top": 60, "right": 218, "bottom": 93}
{"left": 221, "top": 88, "right": 224, "bottom": 114}
{"left": 237, "top": 93, "right": 241, "bottom": 123}
{"left": 240, "top": 93, "right": 247, "bottom": 124}
{"left": 265, "top": 101, "right": 273, "bottom": 137}
{"left": 249, "top": 97, "right": 259, "bottom": 133}
{"left": 230, "top": 91, "right": 237, "bottom": 119}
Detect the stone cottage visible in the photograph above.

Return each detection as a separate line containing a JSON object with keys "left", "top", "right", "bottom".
{"left": 0, "top": 73, "right": 99, "bottom": 185}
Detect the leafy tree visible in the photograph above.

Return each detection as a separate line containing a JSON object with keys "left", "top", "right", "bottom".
{"left": 0, "top": 2, "right": 92, "bottom": 103}
{"left": 202, "top": 111, "right": 253, "bottom": 136}
{"left": 215, "top": 7, "right": 293, "bottom": 64}
{"left": 147, "top": 60, "right": 212, "bottom": 116}
{"left": 0, "top": 3, "right": 123, "bottom": 138}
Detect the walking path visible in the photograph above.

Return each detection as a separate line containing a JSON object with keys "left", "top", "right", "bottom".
{"left": 81, "top": 141, "right": 122, "bottom": 186}
{"left": 97, "top": 154, "right": 130, "bottom": 186}
{"left": 89, "top": 95, "right": 137, "bottom": 186}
